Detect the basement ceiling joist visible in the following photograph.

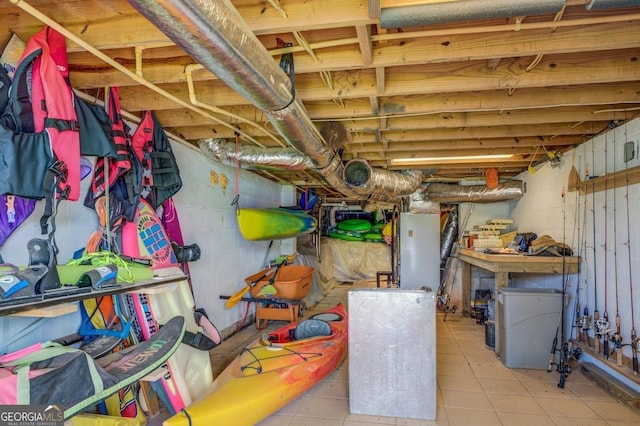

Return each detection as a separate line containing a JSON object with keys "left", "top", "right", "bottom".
{"left": 1, "top": 0, "right": 639, "bottom": 198}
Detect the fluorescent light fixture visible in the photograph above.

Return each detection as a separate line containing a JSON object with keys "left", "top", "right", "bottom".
{"left": 391, "top": 154, "right": 512, "bottom": 165}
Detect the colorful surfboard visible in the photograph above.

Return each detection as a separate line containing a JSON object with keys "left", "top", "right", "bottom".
{"left": 237, "top": 208, "right": 317, "bottom": 241}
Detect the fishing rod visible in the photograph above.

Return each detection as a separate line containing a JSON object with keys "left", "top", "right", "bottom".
{"left": 591, "top": 139, "right": 602, "bottom": 354}
{"left": 549, "top": 187, "right": 574, "bottom": 388}
{"left": 610, "top": 131, "right": 623, "bottom": 366}
{"left": 548, "top": 189, "right": 565, "bottom": 376}
{"left": 622, "top": 123, "right": 638, "bottom": 374}
{"left": 578, "top": 159, "right": 592, "bottom": 346}
{"left": 571, "top": 170, "right": 584, "bottom": 346}
{"left": 597, "top": 133, "right": 611, "bottom": 360}
{"left": 558, "top": 186, "right": 574, "bottom": 388}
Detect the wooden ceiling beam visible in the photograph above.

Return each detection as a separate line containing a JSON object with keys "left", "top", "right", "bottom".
{"left": 164, "top": 105, "right": 619, "bottom": 140}
{"left": 346, "top": 136, "right": 586, "bottom": 153}
{"left": 355, "top": 24, "right": 373, "bottom": 65}
{"left": 64, "top": 18, "right": 640, "bottom": 87}
{"left": 109, "top": 53, "right": 639, "bottom": 112}
{"left": 166, "top": 120, "right": 598, "bottom": 141}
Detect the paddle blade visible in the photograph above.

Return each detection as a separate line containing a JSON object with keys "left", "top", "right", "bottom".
{"left": 567, "top": 166, "right": 581, "bottom": 192}
{"left": 256, "top": 284, "right": 277, "bottom": 297}
{"left": 225, "top": 285, "right": 250, "bottom": 309}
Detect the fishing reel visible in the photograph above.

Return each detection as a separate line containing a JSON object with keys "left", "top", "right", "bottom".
{"left": 554, "top": 342, "right": 574, "bottom": 389}
{"left": 436, "top": 293, "right": 449, "bottom": 311}
{"left": 610, "top": 332, "right": 623, "bottom": 348}
{"left": 571, "top": 346, "right": 583, "bottom": 361}
{"left": 578, "top": 315, "right": 592, "bottom": 332}
{"left": 594, "top": 317, "right": 610, "bottom": 337}
{"left": 437, "top": 293, "right": 457, "bottom": 314}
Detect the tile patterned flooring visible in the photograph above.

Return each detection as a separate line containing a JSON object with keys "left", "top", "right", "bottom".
{"left": 203, "top": 281, "right": 640, "bottom": 425}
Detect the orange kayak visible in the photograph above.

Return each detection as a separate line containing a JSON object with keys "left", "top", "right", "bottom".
{"left": 163, "top": 303, "right": 348, "bottom": 426}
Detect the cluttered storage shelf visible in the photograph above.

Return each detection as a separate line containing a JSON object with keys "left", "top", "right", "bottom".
{"left": 0, "top": 271, "right": 185, "bottom": 318}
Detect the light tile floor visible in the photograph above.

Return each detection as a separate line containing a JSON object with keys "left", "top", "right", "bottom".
{"left": 205, "top": 281, "right": 640, "bottom": 426}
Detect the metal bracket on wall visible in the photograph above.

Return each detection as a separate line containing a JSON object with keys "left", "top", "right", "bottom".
{"left": 624, "top": 141, "right": 636, "bottom": 163}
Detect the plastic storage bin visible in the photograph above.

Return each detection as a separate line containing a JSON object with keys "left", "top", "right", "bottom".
{"left": 497, "top": 288, "right": 565, "bottom": 369}
{"left": 247, "top": 265, "right": 313, "bottom": 300}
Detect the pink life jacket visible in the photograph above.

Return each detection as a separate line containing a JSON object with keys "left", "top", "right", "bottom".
{"left": 21, "top": 26, "right": 80, "bottom": 201}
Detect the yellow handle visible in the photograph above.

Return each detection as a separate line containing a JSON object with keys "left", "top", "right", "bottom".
{"left": 225, "top": 285, "right": 251, "bottom": 309}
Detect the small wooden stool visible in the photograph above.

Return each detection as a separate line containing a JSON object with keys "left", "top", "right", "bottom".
{"left": 376, "top": 271, "right": 393, "bottom": 288}
{"left": 255, "top": 302, "right": 302, "bottom": 329}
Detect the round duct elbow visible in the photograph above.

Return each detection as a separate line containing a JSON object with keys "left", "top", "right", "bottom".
{"left": 343, "top": 159, "right": 426, "bottom": 199}
{"left": 343, "top": 159, "right": 372, "bottom": 188}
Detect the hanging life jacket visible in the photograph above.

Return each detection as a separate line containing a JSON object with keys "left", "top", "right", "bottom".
{"left": 0, "top": 26, "right": 82, "bottom": 247}
{"left": 149, "top": 112, "right": 182, "bottom": 209}
{"left": 19, "top": 26, "right": 81, "bottom": 202}
{"left": 84, "top": 86, "right": 133, "bottom": 210}
{"left": 130, "top": 111, "right": 182, "bottom": 210}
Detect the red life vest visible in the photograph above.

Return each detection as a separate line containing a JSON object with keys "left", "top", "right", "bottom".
{"left": 85, "top": 86, "right": 133, "bottom": 207}
{"left": 20, "top": 27, "right": 80, "bottom": 201}
{"left": 130, "top": 110, "right": 155, "bottom": 201}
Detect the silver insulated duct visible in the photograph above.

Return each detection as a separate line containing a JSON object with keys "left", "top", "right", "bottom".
{"left": 199, "top": 138, "right": 315, "bottom": 171}
{"left": 380, "top": 0, "right": 565, "bottom": 28}
{"left": 423, "top": 180, "right": 524, "bottom": 203}
{"left": 586, "top": 0, "right": 640, "bottom": 10}
{"left": 128, "top": 0, "right": 422, "bottom": 202}
{"left": 344, "top": 159, "right": 426, "bottom": 199}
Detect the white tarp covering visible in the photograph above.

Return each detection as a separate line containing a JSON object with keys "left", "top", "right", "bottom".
{"left": 323, "top": 238, "right": 391, "bottom": 282}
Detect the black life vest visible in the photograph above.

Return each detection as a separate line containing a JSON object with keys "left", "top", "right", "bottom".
{"left": 130, "top": 110, "right": 182, "bottom": 210}
{"left": 84, "top": 86, "right": 133, "bottom": 210}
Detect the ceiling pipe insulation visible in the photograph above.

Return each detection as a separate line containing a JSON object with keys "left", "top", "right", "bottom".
{"left": 344, "top": 159, "right": 427, "bottom": 200}
{"left": 380, "top": 0, "right": 565, "bottom": 29}
{"left": 423, "top": 181, "right": 524, "bottom": 204}
{"left": 127, "top": 0, "right": 423, "bottom": 204}
{"left": 199, "top": 138, "right": 315, "bottom": 171}
{"left": 586, "top": 0, "right": 640, "bottom": 10}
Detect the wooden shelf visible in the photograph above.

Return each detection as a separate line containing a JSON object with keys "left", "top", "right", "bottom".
{"left": 576, "top": 165, "right": 640, "bottom": 194}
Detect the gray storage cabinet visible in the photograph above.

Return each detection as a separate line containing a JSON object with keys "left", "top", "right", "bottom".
{"left": 497, "top": 288, "right": 565, "bottom": 369}
{"left": 348, "top": 288, "right": 436, "bottom": 420}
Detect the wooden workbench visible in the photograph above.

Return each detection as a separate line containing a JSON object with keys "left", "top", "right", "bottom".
{"left": 457, "top": 249, "right": 580, "bottom": 315}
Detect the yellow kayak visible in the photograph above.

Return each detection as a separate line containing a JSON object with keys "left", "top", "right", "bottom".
{"left": 237, "top": 208, "right": 317, "bottom": 241}
{"left": 163, "top": 304, "right": 348, "bottom": 426}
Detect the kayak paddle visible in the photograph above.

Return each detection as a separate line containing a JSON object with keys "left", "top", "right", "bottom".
{"left": 225, "top": 267, "right": 277, "bottom": 309}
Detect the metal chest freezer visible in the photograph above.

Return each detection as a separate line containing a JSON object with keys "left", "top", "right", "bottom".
{"left": 348, "top": 288, "right": 437, "bottom": 420}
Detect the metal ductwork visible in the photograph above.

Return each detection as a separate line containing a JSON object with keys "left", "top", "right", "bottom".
{"left": 343, "top": 159, "right": 427, "bottom": 199}
{"left": 128, "top": 0, "right": 423, "bottom": 203}
{"left": 380, "top": 0, "right": 565, "bottom": 28}
{"left": 423, "top": 180, "right": 524, "bottom": 203}
{"left": 440, "top": 208, "right": 458, "bottom": 270}
{"left": 586, "top": 0, "right": 640, "bottom": 10}
{"left": 199, "top": 138, "right": 315, "bottom": 171}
